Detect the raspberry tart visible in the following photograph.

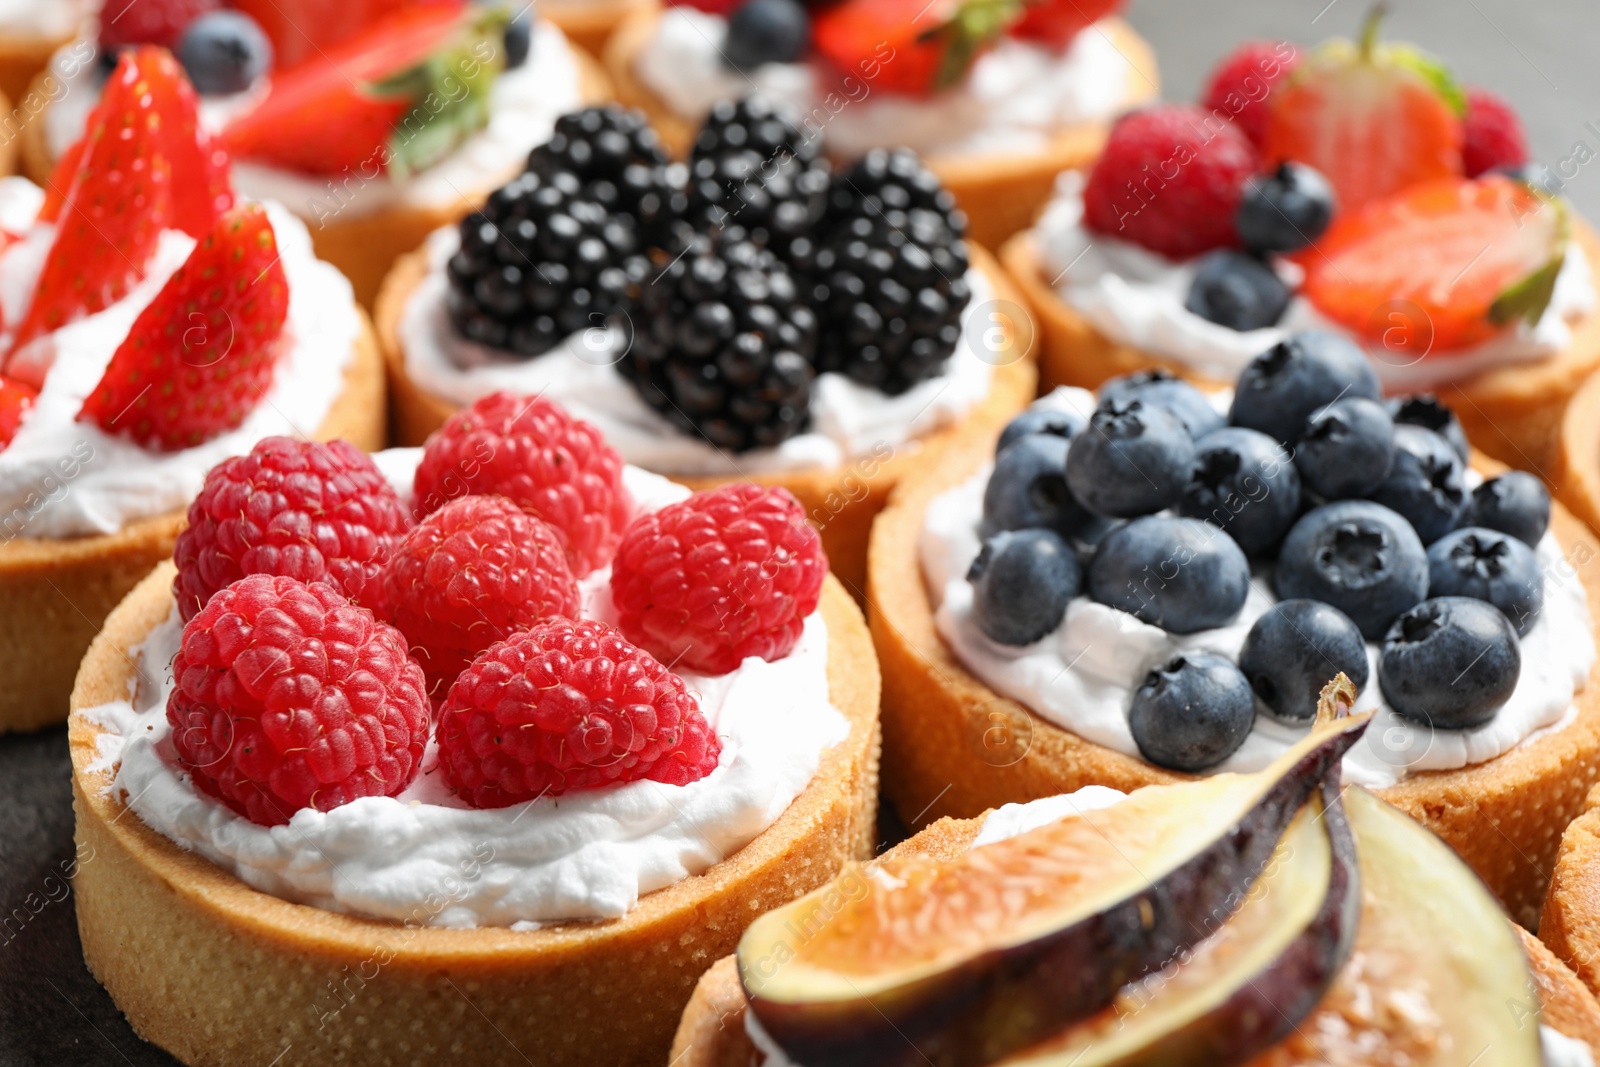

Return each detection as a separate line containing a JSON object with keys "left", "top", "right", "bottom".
{"left": 0, "top": 49, "right": 383, "bottom": 734}
{"left": 67, "top": 400, "right": 881, "bottom": 1067}
{"left": 1003, "top": 15, "right": 1600, "bottom": 472}
{"left": 376, "top": 102, "right": 1035, "bottom": 592}
{"left": 672, "top": 713, "right": 1600, "bottom": 1066}
{"left": 22, "top": 1, "right": 612, "bottom": 305}
{"left": 603, "top": 0, "right": 1156, "bottom": 248}
{"left": 868, "top": 330, "right": 1600, "bottom": 927}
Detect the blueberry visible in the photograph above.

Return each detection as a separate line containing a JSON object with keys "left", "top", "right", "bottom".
{"left": 1386, "top": 395, "right": 1470, "bottom": 462}
{"left": 177, "top": 10, "right": 272, "bottom": 95}
{"left": 1379, "top": 597, "right": 1521, "bottom": 728}
{"left": 1230, "top": 331, "right": 1380, "bottom": 444}
{"left": 1367, "top": 425, "right": 1466, "bottom": 544}
{"left": 1275, "top": 500, "right": 1429, "bottom": 640}
{"left": 1184, "top": 250, "right": 1291, "bottom": 331}
{"left": 723, "top": 0, "right": 810, "bottom": 68}
{"left": 1088, "top": 516, "right": 1250, "bottom": 633}
{"left": 1461, "top": 472, "right": 1550, "bottom": 547}
{"left": 1129, "top": 652, "right": 1255, "bottom": 772}
{"left": 982, "top": 434, "right": 1097, "bottom": 537}
{"left": 1065, "top": 399, "right": 1196, "bottom": 518}
{"left": 1179, "top": 427, "right": 1301, "bottom": 555}
{"left": 504, "top": 7, "right": 534, "bottom": 69}
{"left": 1294, "top": 397, "right": 1394, "bottom": 500}
{"left": 1236, "top": 163, "right": 1336, "bottom": 254}
{"left": 997, "top": 405, "right": 1086, "bottom": 455}
{"left": 1427, "top": 527, "right": 1543, "bottom": 635}
{"left": 1099, "top": 369, "right": 1224, "bottom": 440}
{"left": 1067, "top": 516, "right": 1125, "bottom": 566}
{"left": 1239, "top": 600, "right": 1369, "bottom": 722}
{"left": 968, "top": 529, "right": 1081, "bottom": 646}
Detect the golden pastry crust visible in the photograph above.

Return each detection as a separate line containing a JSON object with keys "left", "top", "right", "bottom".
{"left": 866, "top": 415, "right": 1600, "bottom": 929}
{"left": 1553, "top": 367, "right": 1600, "bottom": 536}
{"left": 1542, "top": 784, "right": 1600, "bottom": 990}
{"left": 68, "top": 564, "right": 881, "bottom": 1067}
{"left": 0, "top": 30, "right": 68, "bottom": 108}
{"left": 375, "top": 242, "right": 1037, "bottom": 596}
{"left": 544, "top": 0, "right": 659, "bottom": 58}
{"left": 1003, "top": 224, "right": 1600, "bottom": 476}
{"left": 0, "top": 313, "right": 385, "bottom": 736}
{"left": 602, "top": 10, "right": 1157, "bottom": 250}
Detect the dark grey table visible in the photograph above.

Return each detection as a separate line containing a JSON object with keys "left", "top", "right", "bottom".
{"left": 3, "top": 2, "right": 1595, "bottom": 1064}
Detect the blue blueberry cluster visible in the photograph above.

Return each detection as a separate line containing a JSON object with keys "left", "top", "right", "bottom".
{"left": 969, "top": 329, "right": 1552, "bottom": 772}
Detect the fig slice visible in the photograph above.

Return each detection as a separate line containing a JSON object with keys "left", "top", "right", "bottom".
{"left": 739, "top": 713, "right": 1372, "bottom": 1067}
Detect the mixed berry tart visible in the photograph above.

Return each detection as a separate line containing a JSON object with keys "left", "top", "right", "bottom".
{"left": 67, "top": 397, "right": 881, "bottom": 1067}
{"left": 1003, "top": 12, "right": 1600, "bottom": 472}
{"left": 602, "top": 0, "right": 1157, "bottom": 248}
{"left": 376, "top": 100, "right": 1036, "bottom": 593}
{"left": 0, "top": 48, "right": 382, "bottom": 734}
{"left": 22, "top": 0, "right": 612, "bottom": 304}
{"left": 868, "top": 330, "right": 1600, "bottom": 927}
{"left": 674, "top": 709, "right": 1600, "bottom": 1066}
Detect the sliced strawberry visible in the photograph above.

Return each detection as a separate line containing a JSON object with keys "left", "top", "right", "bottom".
{"left": 37, "top": 138, "right": 87, "bottom": 224}
{"left": 228, "top": 0, "right": 462, "bottom": 71}
{"left": 813, "top": 0, "right": 1021, "bottom": 96}
{"left": 141, "top": 48, "right": 235, "bottom": 237}
{"left": 0, "top": 377, "right": 37, "bottom": 448}
{"left": 1301, "top": 176, "right": 1566, "bottom": 353}
{"left": 10, "top": 49, "right": 175, "bottom": 363}
{"left": 1263, "top": 8, "right": 1462, "bottom": 213}
{"left": 1009, "top": 0, "right": 1121, "bottom": 50}
{"left": 79, "top": 204, "right": 290, "bottom": 451}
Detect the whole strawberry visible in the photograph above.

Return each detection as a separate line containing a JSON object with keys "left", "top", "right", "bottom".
{"left": 167, "top": 574, "right": 431, "bottom": 827}
{"left": 1200, "top": 39, "right": 1299, "bottom": 149}
{"left": 436, "top": 617, "right": 721, "bottom": 807}
{"left": 413, "top": 392, "right": 633, "bottom": 578}
{"left": 610, "top": 483, "right": 826, "bottom": 675}
{"left": 173, "top": 437, "right": 411, "bottom": 621}
{"left": 1462, "top": 87, "right": 1530, "bottom": 178}
{"left": 381, "top": 495, "right": 581, "bottom": 697}
{"left": 1082, "top": 104, "right": 1259, "bottom": 259}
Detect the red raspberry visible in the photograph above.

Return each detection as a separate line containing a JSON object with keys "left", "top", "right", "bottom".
{"left": 100, "top": 0, "right": 218, "bottom": 49}
{"left": 436, "top": 617, "right": 720, "bottom": 807}
{"left": 175, "top": 438, "right": 410, "bottom": 621}
{"left": 413, "top": 392, "right": 632, "bottom": 578}
{"left": 1462, "top": 87, "right": 1530, "bottom": 178}
{"left": 167, "top": 574, "right": 431, "bottom": 827}
{"left": 1200, "top": 40, "right": 1300, "bottom": 150}
{"left": 1083, "top": 104, "right": 1260, "bottom": 260}
{"left": 380, "top": 495, "right": 580, "bottom": 697}
{"left": 610, "top": 483, "right": 826, "bottom": 676}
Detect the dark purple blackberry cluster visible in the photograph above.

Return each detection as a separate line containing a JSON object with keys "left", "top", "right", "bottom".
{"left": 684, "top": 96, "right": 829, "bottom": 255}
{"left": 527, "top": 106, "right": 686, "bottom": 252}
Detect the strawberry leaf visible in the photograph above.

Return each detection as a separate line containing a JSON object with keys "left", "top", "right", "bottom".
{"left": 376, "top": 8, "right": 509, "bottom": 178}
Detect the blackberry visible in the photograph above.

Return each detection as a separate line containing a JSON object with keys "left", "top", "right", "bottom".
{"left": 685, "top": 96, "right": 829, "bottom": 254}
{"left": 617, "top": 236, "right": 817, "bottom": 453}
{"left": 527, "top": 106, "right": 685, "bottom": 251}
{"left": 811, "top": 149, "right": 972, "bottom": 394}
{"left": 446, "top": 169, "right": 649, "bottom": 358}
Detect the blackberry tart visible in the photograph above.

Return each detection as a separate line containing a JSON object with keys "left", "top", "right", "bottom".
{"left": 377, "top": 105, "right": 1036, "bottom": 593}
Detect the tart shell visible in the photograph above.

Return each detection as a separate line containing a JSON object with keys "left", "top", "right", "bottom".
{"left": 543, "top": 0, "right": 659, "bottom": 58}
{"left": 67, "top": 565, "right": 882, "bottom": 1067}
{"left": 1553, "top": 366, "right": 1600, "bottom": 536}
{"left": 0, "top": 30, "right": 71, "bottom": 113}
{"left": 1002, "top": 224, "right": 1600, "bottom": 477}
{"left": 866, "top": 414, "right": 1600, "bottom": 929}
{"left": 601, "top": 9, "right": 1158, "bottom": 250}
{"left": 375, "top": 242, "right": 1038, "bottom": 598}
{"left": 0, "top": 312, "right": 385, "bottom": 735}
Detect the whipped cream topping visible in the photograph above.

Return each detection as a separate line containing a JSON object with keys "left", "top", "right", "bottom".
{"left": 43, "top": 22, "right": 584, "bottom": 222}
{"left": 398, "top": 225, "right": 998, "bottom": 476}
{"left": 0, "top": 181, "right": 361, "bottom": 539}
{"left": 633, "top": 7, "right": 1138, "bottom": 159}
{"left": 84, "top": 460, "right": 852, "bottom": 928}
{"left": 0, "top": 0, "right": 86, "bottom": 37}
{"left": 920, "top": 386, "right": 1596, "bottom": 790}
{"left": 1032, "top": 172, "right": 1599, "bottom": 387}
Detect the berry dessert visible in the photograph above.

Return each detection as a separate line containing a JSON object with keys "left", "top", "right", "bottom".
{"left": 673, "top": 706, "right": 1600, "bottom": 1066}
{"left": 602, "top": 0, "right": 1157, "bottom": 247}
{"left": 376, "top": 102, "right": 1036, "bottom": 593}
{"left": 1004, "top": 12, "right": 1600, "bottom": 472}
{"left": 870, "top": 331, "right": 1600, "bottom": 927}
{"left": 23, "top": 0, "right": 614, "bottom": 305}
{"left": 67, "top": 401, "right": 882, "bottom": 1066}
{"left": 0, "top": 48, "right": 383, "bottom": 734}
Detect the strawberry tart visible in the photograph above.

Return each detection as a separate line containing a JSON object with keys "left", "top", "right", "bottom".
{"left": 868, "top": 334, "right": 1600, "bottom": 928}
{"left": 23, "top": 1, "right": 612, "bottom": 305}
{"left": 377, "top": 100, "right": 1036, "bottom": 594}
{"left": 67, "top": 397, "right": 880, "bottom": 1066}
{"left": 603, "top": 0, "right": 1156, "bottom": 248}
{"left": 0, "top": 48, "right": 383, "bottom": 734}
{"left": 1003, "top": 15, "right": 1600, "bottom": 473}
